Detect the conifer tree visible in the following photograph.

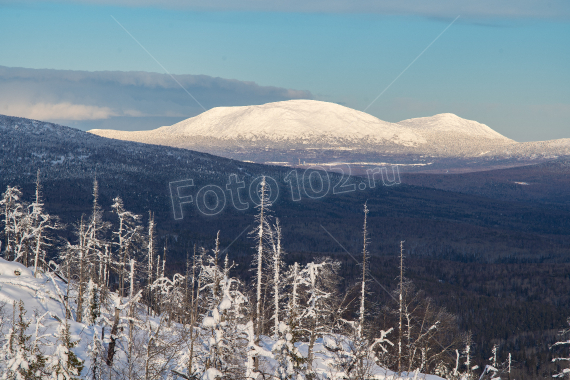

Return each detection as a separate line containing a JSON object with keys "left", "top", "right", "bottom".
{"left": 3, "top": 301, "right": 48, "bottom": 380}
{"left": 47, "top": 319, "right": 84, "bottom": 380}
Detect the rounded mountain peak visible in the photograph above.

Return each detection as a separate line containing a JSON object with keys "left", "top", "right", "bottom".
{"left": 397, "top": 113, "right": 513, "bottom": 141}
{"left": 157, "top": 99, "right": 425, "bottom": 145}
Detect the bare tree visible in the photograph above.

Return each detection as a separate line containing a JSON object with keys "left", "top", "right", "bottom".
{"left": 358, "top": 202, "right": 369, "bottom": 339}
{"left": 30, "top": 170, "right": 62, "bottom": 277}
{"left": 252, "top": 176, "right": 271, "bottom": 342}
{"left": 398, "top": 240, "right": 405, "bottom": 373}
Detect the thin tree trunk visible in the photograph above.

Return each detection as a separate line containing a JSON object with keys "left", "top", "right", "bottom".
{"left": 213, "top": 231, "right": 220, "bottom": 301}
{"left": 359, "top": 203, "right": 369, "bottom": 338}
{"left": 76, "top": 217, "right": 86, "bottom": 323}
{"left": 187, "top": 245, "right": 197, "bottom": 377}
{"left": 106, "top": 306, "right": 121, "bottom": 366}
{"left": 398, "top": 240, "right": 405, "bottom": 374}
{"left": 147, "top": 211, "right": 154, "bottom": 316}
{"left": 273, "top": 223, "right": 281, "bottom": 338}
{"left": 33, "top": 229, "right": 42, "bottom": 277}
{"left": 32, "top": 171, "right": 43, "bottom": 276}
{"left": 256, "top": 178, "right": 266, "bottom": 341}
{"left": 307, "top": 319, "right": 317, "bottom": 377}
{"left": 128, "top": 259, "right": 135, "bottom": 379}
{"left": 254, "top": 177, "right": 267, "bottom": 371}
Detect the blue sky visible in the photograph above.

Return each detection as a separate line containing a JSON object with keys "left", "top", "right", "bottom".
{"left": 0, "top": 1, "right": 568, "bottom": 141}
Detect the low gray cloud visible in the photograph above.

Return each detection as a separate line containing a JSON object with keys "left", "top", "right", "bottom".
{"left": 0, "top": 66, "right": 312, "bottom": 130}
{"left": 3, "top": 0, "right": 568, "bottom": 19}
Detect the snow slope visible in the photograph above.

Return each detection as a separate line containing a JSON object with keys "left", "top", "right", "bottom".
{"left": 0, "top": 259, "right": 98, "bottom": 373}
{"left": 89, "top": 100, "right": 523, "bottom": 159}
{"left": 87, "top": 99, "right": 570, "bottom": 167}
{"left": 91, "top": 100, "right": 427, "bottom": 147}
{"left": 161, "top": 100, "right": 425, "bottom": 145}
{"left": 0, "top": 259, "right": 68, "bottom": 321}
{"left": 398, "top": 113, "right": 513, "bottom": 141}
{"left": 0, "top": 258, "right": 444, "bottom": 380}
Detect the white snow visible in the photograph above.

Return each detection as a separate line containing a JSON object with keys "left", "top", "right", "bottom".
{"left": 87, "top": 99, "right": 544, "bottom": 161}
{"left": 91, "top": 100, "right": 427, "bottom": 147}
{"left": 0, "top": 257, "right": 445, "bottom": 380}
{"left": 0, "top": 259, "right": 33, "bottom": 277}
{"left": 397, "top": 113, "right": 512, "bottom": 141}
{"left": 163, "top": 100, "right": 424, "bottom": 144}
{"left": 89, "top": 101, "right": 516, "bottom": 147}
{"left": 0, "top": 258, "right": 96, "bottom": 370}
{"left": 259, "top": 336, "right": 445, "bottom": 380}
{"left": 202, "top": 368, "right": 223, "bottom": 380}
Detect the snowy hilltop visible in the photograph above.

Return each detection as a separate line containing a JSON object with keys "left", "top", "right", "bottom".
{"left": 91, "top": 100, "right": 426, "bottom": 148}
{"left": 89, "top": 99, "right": 570, "bottom": 172}
{"left": 88, "top": 99, "right": 522, "bottom": 157}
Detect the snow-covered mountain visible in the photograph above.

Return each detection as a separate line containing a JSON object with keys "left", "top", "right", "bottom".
{"left": 91, "top": 100, "right": 427, "bottom": 148}
{"left": 161, "top": 100, "right": 426, "bottom": 146}
{"left": 90, "top": 100, "right": 514, "bottom": 154}
{"left": 87, "top": 99, "right": 569, "bottom": 172}
{"left": 398, "top": 113, "right": 510, "bottom": 140}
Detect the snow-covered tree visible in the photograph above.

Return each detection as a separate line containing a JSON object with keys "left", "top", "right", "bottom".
{"left": 298, "top": 258, "right": 341, "bottom": 376}
{"left": 323, "top": 326, "right": 392, "bottom": 380}
{"left": 2, "top": 301, "right": 48, "bottom": 380}
{"left": 250, "top": 176, "right": 273, "bottom": 344}
{"left": 322, "top": 205, "right": 394, "bottom": 380}
{"left": 86, "top": 328, "right": 104, "bottom": 380}
{"left": 146, "top": 211, "right": 156, "bottom": 316}
{"left": 269, "top": 219, "right": 284, "bottom": 339}
{"left": 0, "top": 175, "right": 61, "bottom": 273}
{"left": 384, "top": 278, "right": 464, "bottom": 374}
{"left": 103, "top": 196, "right": 144, "bottom": 367}
{"left": 30, "top": 170, "right": 61, "bottom": 277}
{"left": 1, "top": 186, "right": 22, "bottom": 261}
{"left": 111, "top": 196, "right": 143, "bottom": 300}
{"left": 269, "top": 221, "right": 306, "bottom": 380}
{"left": 82, "top": 279, "right": 100, "bottom": 327}
{"left": 477, "top": 345, "right": 512, "bottom": 380}
{"left": 47, "top": 320, "right": 83, "bottom": 380}
{"left": 0, "top": 186, "right": 31, "bottom": 264}
{"left": 358, "top": 203, "right": 369, "bottom": 340}
{"left": 378, "top": 242, "right": 465, "bottom": 375}
{"left": 192, "top": 236, "right": 251, "bottom": 378}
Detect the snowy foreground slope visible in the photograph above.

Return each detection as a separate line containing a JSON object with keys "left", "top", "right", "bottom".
{"left": 0, "top": 258, "right": 443, "bottom": 380}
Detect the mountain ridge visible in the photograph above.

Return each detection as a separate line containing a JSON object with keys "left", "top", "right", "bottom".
{"left": 90, "top": 99, "right": 512, "bottom": 147}
{"left": 89, "top": 99, "right": 570, "bottom": 172}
